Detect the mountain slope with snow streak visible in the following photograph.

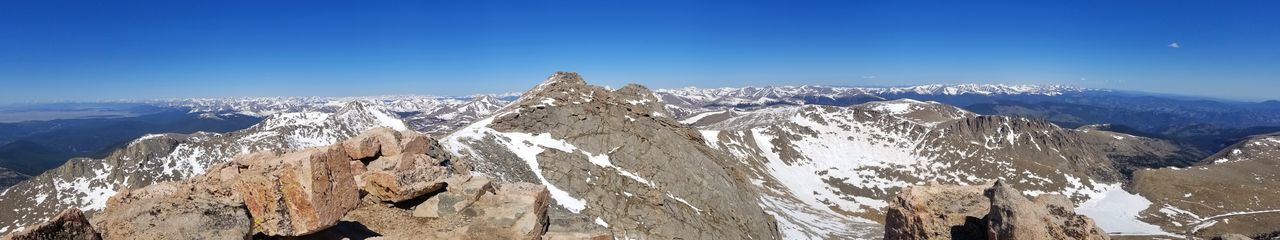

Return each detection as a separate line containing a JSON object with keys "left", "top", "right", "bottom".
{"left": 444, "top": 72, "right": 780, "bottom": 239}
{"left": 695, "top": 99, "right": 1139, "bottom": 238}
{"left": 0, "top": 101, "right": 409, "bottom": 236}
{"left": 1132, "top": 134, "right": 1280, "bottom": 237}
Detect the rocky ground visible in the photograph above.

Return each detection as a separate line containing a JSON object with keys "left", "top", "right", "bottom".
{"left": 1132, "top": 134, "right": 1280, "bottom": 238}
{"left": 2, "top": 128, "right": 555, "bottom": 239}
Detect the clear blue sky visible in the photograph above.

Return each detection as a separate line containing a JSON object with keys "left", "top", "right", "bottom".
{"left": 1, "top": 0, "right": 1277, "bottom": 103}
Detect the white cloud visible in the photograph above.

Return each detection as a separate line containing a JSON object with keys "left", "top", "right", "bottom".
{"left": 1168, "top": 42, "right": 1180, "bottom": 48}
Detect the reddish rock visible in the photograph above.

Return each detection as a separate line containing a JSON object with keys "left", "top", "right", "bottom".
{"left": 236, "top": 146, "right": 360, "bottom": 236}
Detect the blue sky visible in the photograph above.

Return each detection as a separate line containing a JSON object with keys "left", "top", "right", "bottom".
{"left": 1, "top": 0, "right": 1277, "bottom": 102}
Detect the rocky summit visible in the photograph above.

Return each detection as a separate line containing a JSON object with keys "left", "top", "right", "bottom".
{"left": 446, "top": 72, "right": 780, "bottom": 239}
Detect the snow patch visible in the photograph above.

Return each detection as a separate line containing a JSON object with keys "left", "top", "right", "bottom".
{"left": 1076, "top": 187, "right": 1177, "bottom": 237}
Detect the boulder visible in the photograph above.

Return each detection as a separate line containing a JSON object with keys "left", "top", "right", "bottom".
{"left": 362, "top": 165, "right": 449, "bottom": 202}
{"left": 91, "top": 163, "right": 252, "bottom": 240}
{"left": 884, "top": 180, "right": 1110, "bottom": 240}
{"left": 412, "top": 175, "right": 495, "bottom": 218}
{"left": 985, "top": 180, "right": 1109, "bottom": 240}
{"left": 349, "top": 178, "right": 550, "bottom": 240}
{"left": 453, "top": 182, "right": 551, "bottom": 239}
{"left": 235, "top": 147, "right": 360, "bottom": 236}
{"left": 342, "top": 128, "right": 403, "bottom": 160}
{"left": 883, "top": 182, "right": 990, "bottom": 240}
{"left": 1, "top": 208, "right": 99, "bottom": 240}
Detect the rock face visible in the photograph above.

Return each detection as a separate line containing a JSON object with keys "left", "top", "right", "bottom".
{"left": 91, "top": 163, "right": 252, "bottom": 239}
{"left": 884, "top": 180, "right": 1109, "bottom": 240}
{"left": 883, "top": 183, "right": 990, "bottom": 240}
{"left": 985, "top": 181, "right": 1108, "bottom": 240}
{"left": 1, "top": 208, "right": 99, "bottom": 240}
{"left": 236, "top": 146, "right": 361, "bottom": 236}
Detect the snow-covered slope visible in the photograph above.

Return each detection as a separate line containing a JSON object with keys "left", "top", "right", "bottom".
{"left": 0, "top": 101, "right": 409, "bottom": 235}
{"left": 695, "top": 100, "right": 1131, "bottom": 238}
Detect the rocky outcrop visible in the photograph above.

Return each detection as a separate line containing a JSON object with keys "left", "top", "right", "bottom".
{"left": 91, "top": 162, "right": 251, "bottom": 240}
{"left": 884, "top": 183, "right": 990, "bottom": 240}
{"left": 236, "top": 146, "right": 361, "bottom": 236}
{"left": 3, "top": 127, "right": 552, "bottom": 239}
{"left": 985, "top": 181, "right": 1109, "bottom": 240}
{"left": 1, "top": 208, "right": 99, "bottom": 240}
{"left": 884, "top": 180, "right": 1109, "bottom": 240}
{"left": 0, "top": 101, "right": 410, "bottom": 236}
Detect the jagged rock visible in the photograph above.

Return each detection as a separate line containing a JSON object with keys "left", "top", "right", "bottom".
{"left": 412, "top": 175, "right": 494, "bottom": 218}
{"left": 1, "top": 208, "right": 99, "bottom": 240}
{"left": 986, "top": 180, "right": 1108, "bottom": 240}
{"left": 235, "top": 146, "right": 360, "bottom": 236}
{"left": 91, "top": 163, "right": 251, "bottom": 240}
{"left": 883, "top": 183, "right": 990, "bottom": 240}
{"left": 885, "top": 181, "right": 1109, "bottom": 240}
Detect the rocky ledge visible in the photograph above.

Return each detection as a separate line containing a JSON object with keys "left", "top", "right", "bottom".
{"left": 884, "top": 180, "right": 1110, "bottom": 240}
{"left": 1, "top": 128, "right": 550, "bottom": 240}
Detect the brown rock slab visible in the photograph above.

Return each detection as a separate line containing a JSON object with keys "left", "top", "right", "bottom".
{"left": 459, "top": 182, "right": 550, "bottom": 240}
{"left": 236, "top": 146, "right": 360, "bottom": 236}
{"left": 361, "top": 165, "right": 449, "bottom": 202}
{"left": 411, "top": 175, "right": 494, "bottom": 218}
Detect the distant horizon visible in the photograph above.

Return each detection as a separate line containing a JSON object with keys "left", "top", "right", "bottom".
{"left": 3, "top": 1, "right": 1278, "bottom": 103}
{"left": 0, "top": 81, "right": 1273, "bottom": 106}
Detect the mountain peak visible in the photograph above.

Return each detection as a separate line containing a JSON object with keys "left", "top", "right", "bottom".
{"left": 536, "top": 71, "right": 586, "bottom": 88}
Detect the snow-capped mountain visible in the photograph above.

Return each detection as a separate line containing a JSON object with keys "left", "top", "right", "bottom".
{"left": 0, "top": 101, "right": 408, "bottom": 235}
{"left": 655, "top": 84, "right": 1093, "bottom": 118}
{"left": 437, "top": 73, "right": 1199, "bottom": 239}
{"left": 2, "top": 73, "right": 1274, "bottom": 239}
{"left": 149, "top": 95, "right": 511, "bottom": 136}
{"left": 406, "top": 95, "right": 509, "bottom": 136}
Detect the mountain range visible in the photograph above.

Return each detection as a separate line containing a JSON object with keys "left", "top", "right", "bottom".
{"left": 1, "top": 73, "right": 1278, "bottom": 239}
